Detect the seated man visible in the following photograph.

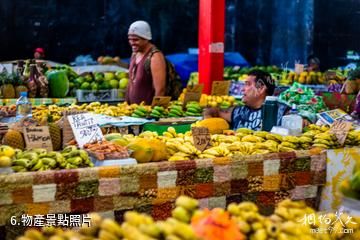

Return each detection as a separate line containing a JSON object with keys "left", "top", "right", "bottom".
{"left": 204, "top": 70, "right": 288, "bottom": 131}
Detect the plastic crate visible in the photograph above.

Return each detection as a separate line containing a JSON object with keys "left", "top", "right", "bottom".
{"left": 76, "top": 89, "right": 125, "bottom": 102}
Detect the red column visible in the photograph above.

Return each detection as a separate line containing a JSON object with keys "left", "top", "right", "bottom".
{"left": 198, "top": 0, "right": 225, "bottom": 94}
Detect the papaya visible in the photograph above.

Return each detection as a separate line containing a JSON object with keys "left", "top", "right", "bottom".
{"left": 47, "top": 70, "right": 69, "bottom": 98}
{"left": 195, "top": 118, "right": 230, "bottom": 134}
{"left": 148, "top": 139, "right": 168, "bottom": 162}
{"left": 127, "top": 139, "right": 153, "bottom": 163}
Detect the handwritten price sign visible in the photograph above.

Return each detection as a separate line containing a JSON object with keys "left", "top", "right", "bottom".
{"left": 68, "top": 113, "right": 104, "bottom": 148}
{"left": 151, "top": 96, "right": 171, "bottom": 108}
{"left": 211, "top": 81, "right": 231, "bottom": 96}
{"left": 192, "top": 127, "right": 211, "bottom": 151}
{"left": 329, "top": 120, "right": 352, "bottom": 145}
{"left": 23, "top": 126, "right": 53, "bottom": 151}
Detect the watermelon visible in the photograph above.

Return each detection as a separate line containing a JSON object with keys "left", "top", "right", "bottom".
{"left": 47, "top": 70, "right": 70, "bottom": 98}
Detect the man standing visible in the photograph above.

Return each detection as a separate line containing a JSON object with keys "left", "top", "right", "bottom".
{"left": 126, "top": 20, "right": 167, "bottom": 105}
{"left": 204, "top": 70, "right": 288, "bottom": 130}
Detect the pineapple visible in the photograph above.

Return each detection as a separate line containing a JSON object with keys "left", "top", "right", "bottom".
{"left": 48, "top": 123, "right": 62, "bottom": 151}
{"left": 14, "top": 75, "right": 28, "bottom": 98}
{"left": 0, "top": 72, "right": 16, "bottom": 99}
{"left": 2, "top": 129, "right": 25, "bottom": 150}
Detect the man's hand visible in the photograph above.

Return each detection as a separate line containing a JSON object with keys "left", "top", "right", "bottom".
{"left": 203, "top": 107, "right": 220, "bottom": 119}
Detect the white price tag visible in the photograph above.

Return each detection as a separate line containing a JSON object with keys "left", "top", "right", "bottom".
{"left": 67, "top": 113, "right": 104, "bottom": 148}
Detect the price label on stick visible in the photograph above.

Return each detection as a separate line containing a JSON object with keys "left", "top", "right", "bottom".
{"left": 186, "top": 84, "right": 204, "bottom": 93}
{"left": 151, "top": 96, "right": 171, "bottom": 108}
{"left": 329, "top": 120, "right": 352, "bottom": 145}
{"left": 23, "top": 126, "right": 53, "bottom": 151}
{"left": 192, "top": 127, "right": 211, "bottom": 152}
{"left": 183, "top": 92, "right": 201, "bottom": 107}
{"left": 67, "top": 113, "right": 104, "bottom": 148}
{"left": 211, "top": 81, "right": 231, "bottom": 96}
{"left": 183, "top": 84, "right": 203, "bottom": 107}
{"left": 295, "top": 63, "right": 304, "bottom": 74}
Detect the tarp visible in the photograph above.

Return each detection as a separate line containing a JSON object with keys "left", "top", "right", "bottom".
{"left": 166, "top": 52, "right": 250, "bottom": 85}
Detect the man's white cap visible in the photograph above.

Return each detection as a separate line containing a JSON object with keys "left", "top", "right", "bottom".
{"left": 128, "top": 21, "right": 152, "bottom": 40}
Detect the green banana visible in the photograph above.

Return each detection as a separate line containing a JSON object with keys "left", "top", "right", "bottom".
{"left": 62, "top": 146, "right": 77, "bottom": 154}
{"left": 32, "top": 148, "right": 47, "bottom": 155}
{"left": 136, "top": 106, "right": 148, "bottom": 114}
{"left": 169, "top": 109, "right": 183, "bottom": 116}
{"left": 67, "top": 156, "right": 83, "bottom": 166}
{"left": 131, "top": 113, "right": 142, "bottom": 118}
{"left": 19, "top": 152, "right": 39, "bottom": 162}
{"left": 170, "top": 105, "right": 183, "bottom": 111}
{"left": 186, "top": 105, "right": 202, "bottom": 112}
{"left": 79, "top": 150, "right": 89, "bottom": 161}
{"left": 151, "top": 109, "right": 162, "bottom": 116}
{"left": 168, "top": 113, "right": 181, "bottom": 118}
{"left": 31, "top": 160, "right": 44, "bottom": 171}
{"left": 133, "top": 109, "right": 147, "bottom": 117}
{"left": 12, "top": 166, "right": 27, "bottom": 172}
{"left": 186, "top": 107, "right": 201, "bottom": 114}
{"left": 45, "top": 151, "right": 58, "bottom": 158}
{"left": 153, "top": 106, "right": 165, "bottom": 112}
{"left": 12, "top": 158, "right": 31, "bottom": 168}
{"left": 41, "top": 158, "right": 57, "bottom": 168}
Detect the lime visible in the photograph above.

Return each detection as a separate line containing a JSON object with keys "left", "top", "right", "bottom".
{"left": 119, "top": 78, "right": 129, "bottom": 89}
{"left": 109, "top": 79, "right": 119, "bottom": 89}
{"left": 115, "top": 71, "right": 128, "bottom": 80}
{"left": 104, "top": 72, "right": 115, "bottom": 81}
{"left": 80, "top": 82, "right": 91, "bottom": 90}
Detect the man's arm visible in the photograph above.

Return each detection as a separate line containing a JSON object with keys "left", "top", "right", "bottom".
{"left": 203, "top": 107, "right": 234, "bottom": 123}
{"left": 150, "top": 52, "right": 167, "bottom": 96}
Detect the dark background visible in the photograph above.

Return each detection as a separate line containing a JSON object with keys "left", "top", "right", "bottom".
{"left": 0, "top": 0, "right": 359, "bottom": 69}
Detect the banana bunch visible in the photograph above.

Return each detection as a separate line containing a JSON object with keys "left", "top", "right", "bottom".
{"left": 139, "top": 131, "right": 159, "bottom": 139}
{"left": 162, "top": 126, "right": 178, "bottom": 139}
{"left": 228, "top": 200, "right": 316, "bottom": 240}
{"left": 168, "top": 104, "right": 185, "bottom": 118}
{"left": 32, "top": 105, "right": 65, "bottom": 123}
{"left": 185, "top": 101, "right": 202, "bottom": 116}
{"left": 199, "top": 143, "right": 231, "bottom": 158}
{"left": 167, "top": 140, "right": 201, "bottom": 161}
{"left": 11, "top": 147, "right": 93, "bottom": 172}
{"left": 61, "top": 146, "right": 94, "bottom": 169}
{"left": 150, "top": 106, "right": 167, "bottom": 118}
{"left": 172, "top": 196, "right": 199, "bottom": 223}
{"left": 131, "top": 105, "right": 151, "bottom": 118}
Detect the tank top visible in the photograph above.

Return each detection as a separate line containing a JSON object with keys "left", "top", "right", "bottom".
{"left": 126, "top": 47, "right": 155, "bottom": 105}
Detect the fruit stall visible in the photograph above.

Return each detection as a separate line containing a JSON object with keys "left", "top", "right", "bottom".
{"left": 0, "top": 61, "right": 360, "bottom": 239}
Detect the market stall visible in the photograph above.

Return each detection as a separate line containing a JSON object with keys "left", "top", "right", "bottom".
{"left": 0, "top": 149, "right": 326, "bottom": 238}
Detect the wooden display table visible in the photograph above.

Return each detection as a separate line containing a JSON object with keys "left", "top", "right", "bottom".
{"left": 0, "top": 149, "right": 326, "bottom": 239}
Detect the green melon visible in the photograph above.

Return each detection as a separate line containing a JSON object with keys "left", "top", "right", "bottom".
{"left": 47, "top": 70, "right": 69, "bottom": 98}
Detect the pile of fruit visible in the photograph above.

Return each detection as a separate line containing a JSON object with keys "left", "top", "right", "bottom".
{"left": 18, "top": 196, "right": 360, "bottom": 240}
{"left": 105, "top": 120, "right": 360, "bottom": 163}
{"left": 0, "top": 60, "right": 49, "bottom": 99}
{"left": 0, "top": 105, "right": 16, "bottom": 117}
{"left": 278, "top": 71, "right": 326, "bottom": 85}
{"left": 70, "top": 71, "right": 128, "bottom": 94}
{"left": 340, "top": 158, "right": 360, "bottom": 200}
{"left": 178, "top": 89, "right": 238, "bottom": 109}
{"left": 97, "top": 55, "right": 121, "bottom": 65}
{"left": 83, "top": 140, "right": 129, "bottom": 160}
{"left": 2, "top": 123, "right": 62, "bottom": 151}
{"left": 11, "top": 146, "right": 93, "bottom": 172}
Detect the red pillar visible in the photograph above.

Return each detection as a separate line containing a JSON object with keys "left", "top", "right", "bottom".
{"left": 198, "top": 0, "right": 225, "bottom": 94}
